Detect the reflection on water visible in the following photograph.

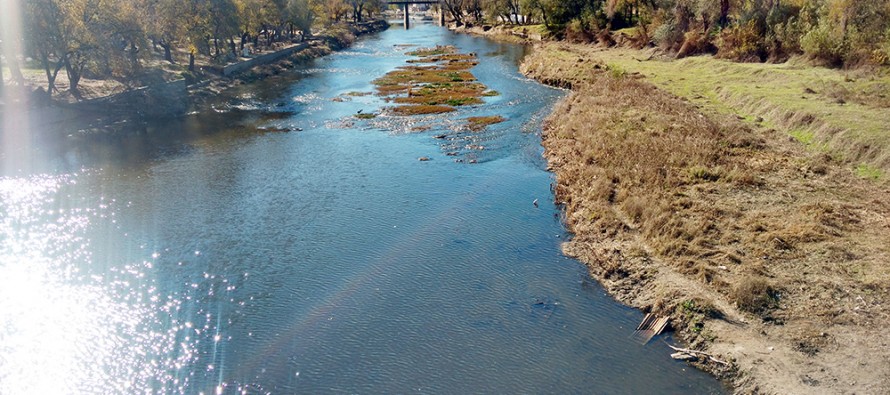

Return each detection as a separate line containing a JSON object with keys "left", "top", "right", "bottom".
{"left": 0, "top": 22, "right": 725, "bottom": 394}
{"left": 0, "top": 175, "right": 196, "bottom": 393}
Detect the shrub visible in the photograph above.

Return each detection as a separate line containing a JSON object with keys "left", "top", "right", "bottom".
{"left": 732, "top": 276, "right": 780, "bottom": 315}
{"left": 653, "top": 18, "right": 684, "bottom": 50}
{"left": 676, "top": 29, "right": 714, "bottom": 58}
{"left": 717, "top": 20, "right": 766, "bottom": 62}
{"left": 763, "top": 2, "right": 804, "bottom": 61}
{"left": 878, "top": 35, "right": 890, "bottom": 65}
{"left": 800, "top": 20, "right": 848, "bottom": 67}
{"left": 565, "top": 18, "right": 594, "bottom": 43}
{"left": 606, "top": 63, "right": 627, "bottom": 79}
{"left": 766, "top": 18, "right": 803, "bottom": 62}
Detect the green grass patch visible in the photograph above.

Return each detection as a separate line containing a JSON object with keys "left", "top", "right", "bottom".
{"left": 522, "top": 44, "right": 890, "bottom": 174}
{"left": 790, "top": 129, "right": 815, "bottom": 145}
{"left": 855, "top": 164, "right": 884, "bottom": 180}
{"left": 613, "top": 27, "right": 640, "bottom": 37}
{"left": 444, "top": 97, "right": 478, "bottom": 106}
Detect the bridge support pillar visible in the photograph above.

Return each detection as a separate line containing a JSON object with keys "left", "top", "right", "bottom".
{"left": 403, "top": 4, "right": 410, "bottom": 29}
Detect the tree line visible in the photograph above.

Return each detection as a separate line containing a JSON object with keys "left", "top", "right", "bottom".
{"left": 442, "top": 0, "right": 890, "bottom": 67}
{"left": 1, "top": 0, "right": 386, "bottom": 95}
{"left": 4, "top": 0, "right": 886, "bottom": 98}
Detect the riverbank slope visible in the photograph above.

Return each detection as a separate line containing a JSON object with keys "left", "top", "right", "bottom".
{"left": 524, "top": 40, "right": 890, "bottom": 394}
{"left": 452, "top": 27, "right": 890, "bottom": 393}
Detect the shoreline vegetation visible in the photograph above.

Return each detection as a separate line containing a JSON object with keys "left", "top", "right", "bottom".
{"left": 1, "top": 0, "right": 397, "bottom": 122}
{"left": 452, "top": 18, "right": 890, "bottom": 395}
{"left": 0, "top": 20, "right": 388, "bottom": 123}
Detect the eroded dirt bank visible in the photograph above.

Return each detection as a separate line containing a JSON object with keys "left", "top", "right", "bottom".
{"left": 521, "top": 42, "right": 890, "bottom": 394}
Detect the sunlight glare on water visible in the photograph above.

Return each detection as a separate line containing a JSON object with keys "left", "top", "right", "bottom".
{"left": 0, "top": 175, "right": 195, "bottom": 394}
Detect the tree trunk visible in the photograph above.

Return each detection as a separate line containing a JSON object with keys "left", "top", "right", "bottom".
{"left": 39, "top": 52, "right": 63, "bottom": 94}
{"left": 719, "top": 0, "right": 730, "bottom": 27}
{"left": 162, "top": 42, "right": 173, "bottom": 63}
{"left": 8, "top": 54, "right": 25, "bottom": 85}
{"left": 64, "top": 58, "right": 82, "bottom": 93}
{"left": 188, "top": 52, "right": 195, "bottom": 71}
{"left": 229, "top": 38, "right": 236, "bottom": 56}
{"left": 130, "top": 42, "right": 140, "bottom": 70}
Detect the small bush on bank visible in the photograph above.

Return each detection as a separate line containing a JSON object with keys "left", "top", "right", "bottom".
{"left": 717, "top": 20, "right": 766, "bottom": 62}
{"left": 732, "top": 277, "right": 780, "bottom": 315}
{"left": 800, "top": 19, "right": 848, "bottom": 67}
{"left": 677, "top": 29, "right": 715, "bottom": 58}
{"left": 765, "top": 17, "right": 804, "bottom": 62}
{"left": 565, "top": 19, "right": 595, "bottom": 43}
{"left": 653, "top": 18, "right": 684, "bottom": 51}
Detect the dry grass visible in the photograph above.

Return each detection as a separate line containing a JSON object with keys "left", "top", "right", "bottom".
{"left": 387, "top": 105, "right": 455, "bottom": 115}
{"left": 522, "top": 44, "right": 890, "bottom": 179}
{"left": 531, "top": 43, "right": 890, "bottom": 393}
{"left": 465, "top": 115, "right": 506, "bottom": 131}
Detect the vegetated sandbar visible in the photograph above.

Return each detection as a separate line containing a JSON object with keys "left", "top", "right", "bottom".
{"left": 373, "top": 45, "right": 500, "bottom": 122}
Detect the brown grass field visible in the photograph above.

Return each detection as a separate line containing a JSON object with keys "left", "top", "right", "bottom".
{"left": 521, "top": 41, "right": 890, "bottom": 393}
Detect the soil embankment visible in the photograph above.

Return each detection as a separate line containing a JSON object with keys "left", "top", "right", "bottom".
{"left": 459, "top": 26, "right": 890, "bottom": 393}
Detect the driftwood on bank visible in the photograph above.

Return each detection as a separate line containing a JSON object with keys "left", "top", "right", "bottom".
{"left": 667, "top": 345, "right": 730, "bottom": 366}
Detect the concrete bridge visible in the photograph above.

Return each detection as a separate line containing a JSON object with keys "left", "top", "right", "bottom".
{"left": 386, "top": 0, "right": 445, "bottom": 28}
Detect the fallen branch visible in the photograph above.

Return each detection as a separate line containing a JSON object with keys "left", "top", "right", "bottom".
{"left": 667, "top": 345, "right": 730, "bottom": 366}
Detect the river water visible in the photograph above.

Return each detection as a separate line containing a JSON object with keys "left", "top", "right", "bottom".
{"left": 0, "top": 22, "right": 724, "bottom": 394}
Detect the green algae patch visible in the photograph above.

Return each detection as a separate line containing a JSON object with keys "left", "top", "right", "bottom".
{"left": 373, "top": 45, "right": 493, "bottom": 116}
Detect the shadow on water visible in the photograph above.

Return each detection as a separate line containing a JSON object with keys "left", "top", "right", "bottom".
{"left": 0, "top": 20, "right": 727, "bottom": 394}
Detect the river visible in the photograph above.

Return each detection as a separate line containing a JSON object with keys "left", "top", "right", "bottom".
{"left": 0, "top": 21, "right": 725, "bottom": 394}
